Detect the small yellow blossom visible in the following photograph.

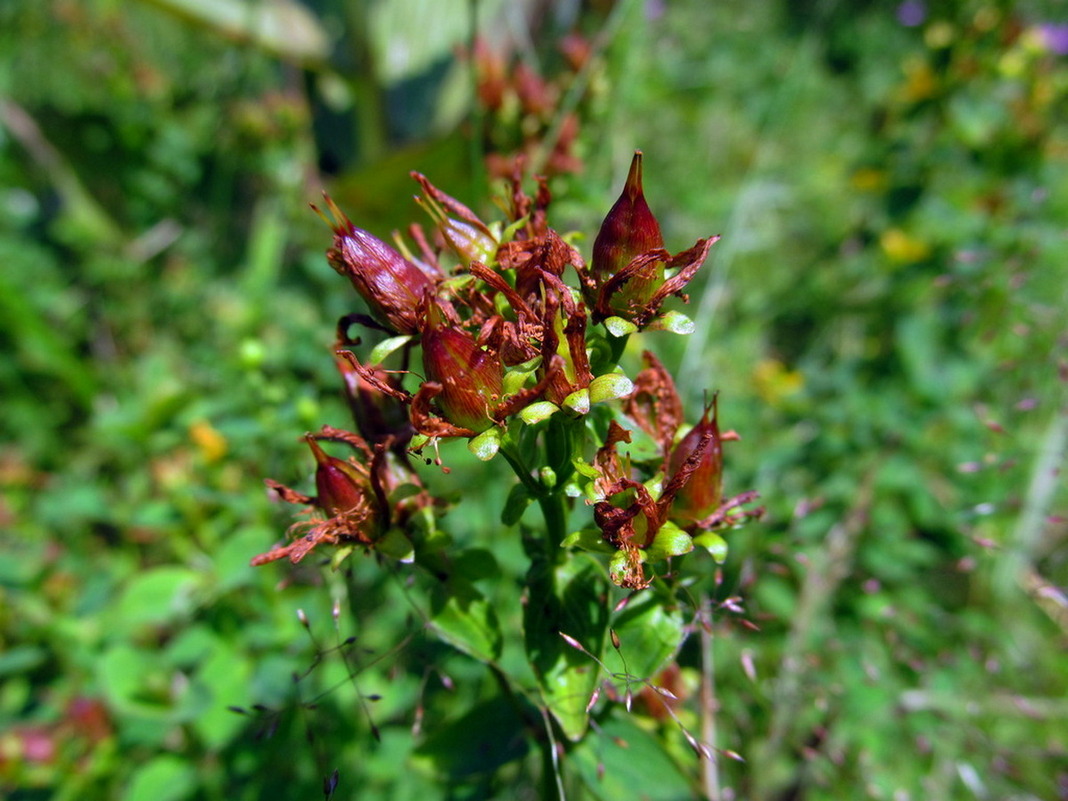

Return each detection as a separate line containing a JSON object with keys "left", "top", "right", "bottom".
{"left": 190, "top": 420, "right": 228, "bottom": 463}
{"left": 880, "top": 228, "right": 931, "bottom": 263}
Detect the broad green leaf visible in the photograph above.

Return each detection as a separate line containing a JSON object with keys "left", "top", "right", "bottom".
{"left": 429, "top": 579, "right": 502, "bottom": 662}
{"left": 520, "top": 401, "right": 559, "bottom": 425}
{"left": 570, "top": 711, "right": 694, "bottom": 800}
{"left": 645, "top": 521, "right": 694, "bottom": 562}
{"left": 563, "top": 388, "right": 591, "bottom": 415}
{"left": 610, "top": 589, "right": 686, "bottom": 682}
{"left": 113, "top": 567, "right": 201, "bottom": 628}
{"left": 122, "top": 755, "right": 198, "bottom": 801}
{"left": 647, "top": 310, "right": 695, "bottom": 334}
{"left": 524, "top": 547, "right": 609, "bottom": 741}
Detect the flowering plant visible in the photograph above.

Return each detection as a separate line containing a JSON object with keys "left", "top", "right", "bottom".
{"left": 254, "top": 152, "right": 761, "bottom": 784}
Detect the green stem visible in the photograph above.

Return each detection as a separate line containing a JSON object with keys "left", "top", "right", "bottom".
{"left": 536, "top": 491, "right": 569, "bottom": 550}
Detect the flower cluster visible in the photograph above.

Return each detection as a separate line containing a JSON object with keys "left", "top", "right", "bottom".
{"left": 255, "top": 152, "right": 760, "bottom": 588}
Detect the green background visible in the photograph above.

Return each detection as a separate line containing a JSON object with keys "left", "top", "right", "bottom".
{"left": 1, "top": 0, "right": 1066, "bottom": 798}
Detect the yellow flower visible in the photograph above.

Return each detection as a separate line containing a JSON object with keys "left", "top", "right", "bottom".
{"left": 880, "top": 228, "right": 931, "bottom": 264}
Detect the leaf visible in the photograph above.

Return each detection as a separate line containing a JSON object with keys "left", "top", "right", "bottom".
{"left": 588, "top": 372, "right": 635, "bottom": 405}
{"left": 502, "top": 483, "right": 532, "bottom": 526}
{"left": 412, "top": 697, "right": 530, "bottom": 779}
{"left": 609, "top": 589, "right": 686, "bottom": 682}
{"left": 570, "top": 711, "right": 694, "bottom": 800}
{"left": 519, "top": 401, "right": 560, "bottom": 425}
{"left": 113, "top": 567, "right": 201, "bottom": 627}
{"left": 693, "top": 531, "right": 729, "bottom": 564}
{"left": 524, "top": 546, "right": 609, "bottom": 741}
{"left": 429, "top": 578, "right": 502, "bottom": 662}
{"left": 122, "top": 755, "right": 198, "bottom": 801}
{"left": 368, "top": 334, "right": 413, "bottom": 365}
{"left": 647, "top": 310, "right": 695, "bottom": 334}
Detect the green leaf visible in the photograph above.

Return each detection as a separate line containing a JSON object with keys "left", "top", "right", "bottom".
{"left": 412, "top": 696, "right": 530, "bottom": 779}
{"left": 113, "top": 567, "right": 201, "bottom": 628}
{"left": 368, "top": 334, "right": 413, "bottom": 364}
{"left": 693, "top": 531, "right": 729, "bottom": 563}
{"left": 588, "top": 372, "right": 635, "bottom": 405}
{"left": 376, "top": 528, "right": 415, "bottom": 562}
{"left": 122, "top": 755, "right": 198, "bottom": 801}
{"left": 570, "top": 711, "right": 694, "bottom": 800}
{"left": 502, "top": 483, "right": 532, "bottom": 526}
{"left": 429, "top": 578, "right": 503, "bottom": 662}
{"left": 604, "top": 316, "right": 638, "bottom": 337}
{"left": 610, "top": 588, "right": 686, "bottom": 682}
{"left": 524, "top": 547, "right": 609, "bottom": 741}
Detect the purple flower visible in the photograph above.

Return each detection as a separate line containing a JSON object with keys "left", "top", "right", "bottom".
{"left": 897, "top": 1, "right": 926, "bottom": 27}
{"left": 1039, "top": 24, "right": 1068, "bottom": 56}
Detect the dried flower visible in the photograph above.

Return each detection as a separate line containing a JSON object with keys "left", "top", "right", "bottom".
{"left": 252, "top": 432, "right": 382, "bottom": 565}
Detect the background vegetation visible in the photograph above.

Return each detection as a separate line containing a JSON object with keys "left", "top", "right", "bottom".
{"left": 2, "top": 0, "right": 1066, "bottom": 799}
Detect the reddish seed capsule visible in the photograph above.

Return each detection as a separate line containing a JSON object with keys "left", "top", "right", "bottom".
{"left": 420, "top": 300, "right": 503, "bottom": 433}
{"left": 306, "top": 436, "right": 370, "bottom": 518}
{"left": 667, "top": 398, "right": 723, "bottom": 525}
{"left": 319, "top": 197, "right": 433, "bottom": 334}
{"left": 592, "top": 150, "right": 664, "bottom": 282}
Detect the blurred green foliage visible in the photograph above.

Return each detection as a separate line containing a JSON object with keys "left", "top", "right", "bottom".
{"left": 1, "top": 0, "right": 1066, "bottom": 799}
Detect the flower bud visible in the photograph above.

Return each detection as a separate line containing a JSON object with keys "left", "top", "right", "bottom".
{"left": 592, "top": 151, "right": 664, "bottom": 282}
{"left": 667, "top": 398, "right": 723, "bottom": 525}
{"left": 421, "top": 300, "right": 503, "bottom": 433}
{"left": 319, "top": 196, "right": 433, "bottom": 334}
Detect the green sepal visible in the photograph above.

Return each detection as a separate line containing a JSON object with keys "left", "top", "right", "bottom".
{"left": 329, "top": 544, "right": 356, "bottom": 570}
{"left": 693, "top": 531, "right": 729, "bottom": 563}
{"left": 519, "top": 401, "right": 559, "bottom": 425}
{"left": 368, "top": 334, "right": 413, "bottom": 365}
{"left": 604, "top": 316, "right": 639, "bottom": 337}
{"left": 609, "top": 549, "right": 644, "bottom": 586}
{"left": 563, "top": 388, "right": 590, "bottom": 415}
{"left": 561, "top": 527, "right": 614, "bottom": 553}
{"left": 647, "top": 310, "right": 695, "bottom": 335}
{"left": 375, "top": 528, "right": 415, "bottom": 563}
{"left": 588, "top": 372, "right": 634, "bottom": 405}
{"left": 468, "top": 427, "right": 502, "bottom": 461}
{"left": 645, "top": 520, "right": 693, "bottom": 563}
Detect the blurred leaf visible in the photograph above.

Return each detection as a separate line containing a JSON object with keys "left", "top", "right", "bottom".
{"left": 570, "top": 710, "right": 694, "bottom": 800}
{"left": 122, "top": 755, "right": 197, "bottom": 801}
{"left": 137, "top": 0, "right": 329, "bottom": 66}
{"left": 112, "top": 567, "right": 201, "bottom": 628}
{"left": 412, "top": 696, "right": 530, "bottom": 779}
